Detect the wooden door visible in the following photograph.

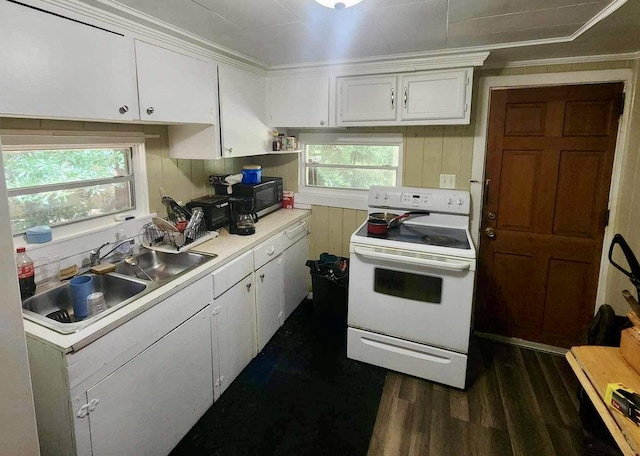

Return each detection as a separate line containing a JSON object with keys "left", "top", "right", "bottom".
{"left": 475, "top": 83, "right": 623, "bottom": 348}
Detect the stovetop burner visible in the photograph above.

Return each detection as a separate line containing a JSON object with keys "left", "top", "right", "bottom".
{"left": 355, "top": 223, "right": 471, "bottom": 249}
{"left": 421, "top": 234, "right": 462, "bottom": 247}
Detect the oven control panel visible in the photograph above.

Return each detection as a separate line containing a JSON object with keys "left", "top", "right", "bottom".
{"left": 369, "top": 186, "right": 470, "bottom": 214}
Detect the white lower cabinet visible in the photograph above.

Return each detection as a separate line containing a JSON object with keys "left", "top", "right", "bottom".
{"left": 255, "top": 255, "right": 284, "bottom": 352}
{"left": 211, "top": 251, "right": 257, "bottom": 398}
{"left": 282, "top": 221, "right": 310, "bottom": 320}
{"left": 26, "top": 215, "right": 312, "bottom": 456}
{"left": 84, "top": 307, "right": 212, "bottom": 456}
{"left": 27, "top": 276, "right": 214, "bottom": 456}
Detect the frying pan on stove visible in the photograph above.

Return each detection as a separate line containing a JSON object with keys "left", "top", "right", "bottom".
{"left": 609, "top": 233, "right": 640, "bottom": 301}
{"left": 367, "top": 211, "right": 431, "bottom": 234}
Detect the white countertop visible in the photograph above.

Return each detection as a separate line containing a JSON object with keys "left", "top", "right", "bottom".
{"left": 23, "top": 208, "right": 310, "bottom": 353}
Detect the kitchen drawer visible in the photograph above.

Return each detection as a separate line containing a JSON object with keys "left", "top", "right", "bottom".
{"left": 212, "top": 251, "right": 253, "bottom": 298}
{"left": 282, "top": 217, "right": 310, "bottom": 250}
{"left": 253, "top": 232, "right": 285, "bottom": 269}
{"left": 347, "top": 327, "right": 468, "bottom": 389}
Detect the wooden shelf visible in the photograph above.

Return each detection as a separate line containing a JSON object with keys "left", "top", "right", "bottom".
{"left": 568, "top": 346, "right": 640, "bottom": 456}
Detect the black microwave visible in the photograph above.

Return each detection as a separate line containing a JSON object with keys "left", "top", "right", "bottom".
{"left": 210, "top": 176, "right": 283, "bottom": 217}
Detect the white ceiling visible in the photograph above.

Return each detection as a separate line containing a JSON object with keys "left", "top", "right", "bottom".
{"left": 87, "top": 0, "right": 639, "bottom": 67}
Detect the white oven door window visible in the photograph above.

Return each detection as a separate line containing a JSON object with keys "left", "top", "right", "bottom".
{"left": 348, "top": 247, "right": 474, "bottom": 353}
{"left": 374, "top": 268, "right": 443, "bottom": 303}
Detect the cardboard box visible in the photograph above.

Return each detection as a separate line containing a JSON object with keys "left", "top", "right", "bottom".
{"left": 283, "top": 191, "right": 294, "bottom": 209}
{"left": 621, "top": 327, "right": 640, "bottom": 374}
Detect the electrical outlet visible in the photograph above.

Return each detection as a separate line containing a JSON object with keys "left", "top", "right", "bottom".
{"left": 439, "top": 174, "right": 456, "bottom": 189}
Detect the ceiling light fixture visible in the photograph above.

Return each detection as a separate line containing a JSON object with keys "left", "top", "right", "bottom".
{"left": 314, "top": 0, "right": 363, "bottom": 9}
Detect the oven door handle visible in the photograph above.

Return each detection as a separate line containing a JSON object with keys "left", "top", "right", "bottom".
{"left": 353, "top": 247, "right": 471, "bottom": 271}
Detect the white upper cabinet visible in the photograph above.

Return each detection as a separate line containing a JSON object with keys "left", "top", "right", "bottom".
{"left": 338, "top": 75, "right": 398, "bottom": 123}
{"left": 337, "top": 68, "right": 472, "bottom": 126}
{"left": 267, "top": 75, "right": 330, "bottom": 128}
{"left": 135, "top": 40, "right": 217, "bottom": 124}
{"left": 400, "top": 70, "right": 469, "bottom": 123}
{"left": 219, "top": 65, "right": 271, "bottom": 158}
{"left": 0, "top": 1, "right": 139, "bottom": 121}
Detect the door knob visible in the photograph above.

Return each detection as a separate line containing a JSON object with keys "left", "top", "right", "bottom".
{"left": 487, "top": 211, "right": 497, "bottom": 220}
{"left": 146, "top": 107, "right": 155, "bottom": 115}
{"left": 119, "top": 105, "right": 129, "bottom": 114}
{"left": 485, "top": 227, "right": 496, "bottom": 239}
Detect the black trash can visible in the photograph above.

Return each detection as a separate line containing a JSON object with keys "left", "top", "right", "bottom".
{"left": 306, "top": 253, "right": 349, "bottom": 338}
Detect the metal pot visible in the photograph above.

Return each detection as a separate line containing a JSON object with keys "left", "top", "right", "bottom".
{"left": 367, "top": 211, "right": 431, "bottom": 234}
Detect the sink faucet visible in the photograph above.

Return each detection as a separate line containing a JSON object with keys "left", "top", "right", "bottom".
{"left": 90, "top": 238, "right": 135, "bottom": 266}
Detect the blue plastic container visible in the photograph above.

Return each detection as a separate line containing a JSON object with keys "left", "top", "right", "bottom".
{"left": 25, "top": 225, "right": 52, "bottom": 244}
{"left": 241, "top": 166, "right": 262, "bottom": 184}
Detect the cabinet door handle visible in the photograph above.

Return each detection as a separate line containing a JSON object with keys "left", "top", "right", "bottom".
{"left": 260, "top": 273, "right": 265, "bottom": 281}
{"left": 403, "top": 87, "right": 407, "bottom": 108}
{"left": 391, "top": 88, "right": 395, "bottom": 109}
{"left": 320, "top": 120, "right": 325, "bottom": 126}
{"left": 246, "top": 282, "right": 252, "bottom": 291}
{"left": 119, "top": 105, "right": 129, "bottom": 114}
{"left": 266, "top": 247, "right": 275, "bottom": 256}
{"left": 146, "top": 107, "right": 155, "bottom": 115}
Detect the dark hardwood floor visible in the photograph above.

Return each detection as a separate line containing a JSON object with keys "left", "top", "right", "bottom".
{"left": 367, "top": 338, "right": 585, "bottom": 456}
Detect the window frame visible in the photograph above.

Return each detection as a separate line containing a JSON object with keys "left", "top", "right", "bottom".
{"left": 297, "top": 132, "right": 403, "bottom": 210}
{"left": 1, "top": 135, "right": 150, "bottom": 240}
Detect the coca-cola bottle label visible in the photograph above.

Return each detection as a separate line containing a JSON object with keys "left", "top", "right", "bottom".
{"left": 18, "top": 264, "right": 34, "bottom": 279}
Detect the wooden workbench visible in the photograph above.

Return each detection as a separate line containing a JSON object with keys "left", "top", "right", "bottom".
{"left": 567, "top": 346, "right": 640, "bottom": 455}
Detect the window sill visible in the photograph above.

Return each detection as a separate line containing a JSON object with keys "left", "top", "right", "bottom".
{"left": 295, "top": 191, "right": 368, "bottom": 211}
{"left": 13, "top": 212, "right": 154, "bottom": 253}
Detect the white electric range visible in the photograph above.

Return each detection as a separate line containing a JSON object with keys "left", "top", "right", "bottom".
{"left": 347, "top": 186, "right": 476, "bottom": 389}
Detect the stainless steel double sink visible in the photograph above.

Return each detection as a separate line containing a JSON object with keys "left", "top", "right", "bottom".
{"left": 22, "top": 249, "right": 217, "bottom": 334}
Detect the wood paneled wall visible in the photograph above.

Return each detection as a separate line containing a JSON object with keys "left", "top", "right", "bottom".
{"left": 143, "top": 126, "right": 298, "bottom": 216}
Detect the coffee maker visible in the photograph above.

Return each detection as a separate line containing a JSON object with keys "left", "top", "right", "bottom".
{"left": 229, "top": 197, "right": 258, "bottom": 235}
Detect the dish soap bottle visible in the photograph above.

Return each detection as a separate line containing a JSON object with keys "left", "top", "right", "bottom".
{"left": 16, "top": 247, "right": 36, "bottom": 299}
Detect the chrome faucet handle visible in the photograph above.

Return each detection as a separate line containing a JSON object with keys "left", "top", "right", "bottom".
{"left": 90, "top": 242, "right": 111, "bottom": 266}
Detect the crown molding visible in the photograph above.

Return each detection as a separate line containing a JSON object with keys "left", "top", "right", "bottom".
{"left": 30, "top": 0, "right": 636, "bottom": 78}
{"left": 569, "top": 0, "right": 628, "bottom": 42}
{"left": 267, "top": 51, "right": 490, "bottom": 77}
{"left": 483, "top": 51, "right": 640, "bottom": 70}
{"left": 36, "top": 0, "right": 269, "bottom": 74}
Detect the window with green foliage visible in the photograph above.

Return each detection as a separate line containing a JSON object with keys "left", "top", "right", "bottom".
{"left": 300, "top": 133, "right": 402, "bottom": 192}
{"left": 4, "top": 147, "right": 134, "bottom": 234}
